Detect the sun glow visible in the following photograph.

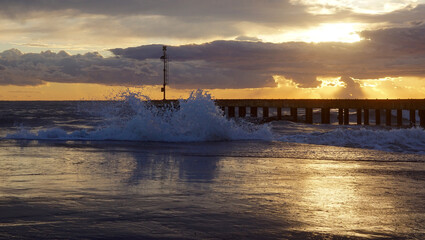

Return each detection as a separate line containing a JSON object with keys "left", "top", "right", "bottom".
{"left": 262, "top": 23, "right": 362, "bottom": 43}
{"left": 319, "top": 77, "right": 346, "bottom": 88}
{"left": 301, "top": 23, "right": 362, "bottom": 43}
{"left": 290, "top": 0, "right": 421, "bottom": 14}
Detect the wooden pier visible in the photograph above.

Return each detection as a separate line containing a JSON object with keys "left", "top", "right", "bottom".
{"left": 214, "top": 99, "right": 425, "bottom": 127}
{"left": 150, "top": 99, "right": 425, "bottom": 127}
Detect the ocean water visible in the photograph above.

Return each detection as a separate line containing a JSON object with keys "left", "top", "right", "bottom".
{"left": 1, "top": 90, "right": 424, "bottom": 239}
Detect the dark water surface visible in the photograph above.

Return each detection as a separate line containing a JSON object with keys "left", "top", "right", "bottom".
{"left": 1, "top": 100, "right": 425, "bottom": 239}
{"left": 1, "top": 139, "right": 424, "bottom": 239}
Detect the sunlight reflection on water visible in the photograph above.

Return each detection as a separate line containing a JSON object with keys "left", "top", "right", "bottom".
{"left": 0, "top": 140, "right": 424, "bottom": 239}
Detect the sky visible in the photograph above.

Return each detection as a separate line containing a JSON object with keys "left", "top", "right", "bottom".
{"left": 1, "top": 0, "right": 425, "bottom": 100}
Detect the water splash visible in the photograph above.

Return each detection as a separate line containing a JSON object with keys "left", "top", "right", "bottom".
{"left": 6, "top": 90, "right": 272, "bottom": 142}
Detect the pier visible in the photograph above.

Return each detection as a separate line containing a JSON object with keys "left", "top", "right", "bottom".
{"left": 214, "top": 99, "right": 425, "bottom": 127}
{"left": 151, "top": 99, "right": 425, "bottom": 127}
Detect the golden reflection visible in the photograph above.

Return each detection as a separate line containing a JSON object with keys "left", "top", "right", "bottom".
{"left": 294, "top": 161, "right": 368, "bottom": 236}
{"left": 218, "top": 149, "right": 414, "bottom": 237}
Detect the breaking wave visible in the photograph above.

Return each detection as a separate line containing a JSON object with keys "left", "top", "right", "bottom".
{"left": 278, "top": 127, "right": 425, "bottom": 154}
{"left": 5, "top": 90, "right": 272, "bottom": 142}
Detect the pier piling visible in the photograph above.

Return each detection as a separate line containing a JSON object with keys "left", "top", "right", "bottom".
{"left": 290, "top": 108, "right": 297, "bottom": 122}
{"left": 211, "top": 99, "right": 425, "bottom": 128}
{"left": 343, "top": 108, "right": 349, "bottom": 125}
{"left": 263, "top": 107, "right": 269, "bottom": 118}
{"left": 364, "top": 109, "right": 369, "bottom": 125}
{"left": 306, "top": 108, "right": 313, "bottom": 124}
{"left": 250, "top": 107, "right": 258, "bottom": 118}
{"left": 410, "top": 110, "right": 416, "bottom": 126}
{"left": 239, "top": 106, "right": 246, "bottom": 118}
{"left": 420, "top": 110, "right": 425, "bottom": 128}
{"left": 375, "top": 109, "right": 381, "bottom": 125}
{"left": 321, "top": 108, "right": 330, "bottom": 124}
{"left": 228, "top": 106, "right": 235, "bottom": 118}
{"left": 357, "top": 108, "right": 362, "bottom": 125}
{"left": 277, "top": 107, "right": 282, "bottom": 120}
{"left": 386, "top": 109, "right": 392, "bottom": 126}
{"left": 397, "top": 109, "right": 403, "bottom": 126}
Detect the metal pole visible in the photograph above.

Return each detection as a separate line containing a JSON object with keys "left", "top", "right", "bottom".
{"left": 163, "top": 46, "right": 166, "bottom": 101}
{"left": 163, "top": 49, "right": 166, "bottom": 101}
{"left": 160, "top": 46, "right": 168, "bottom": 101}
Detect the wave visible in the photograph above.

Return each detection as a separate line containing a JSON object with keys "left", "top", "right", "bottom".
{"left": 5, "top": 90, "right": 272, "bottom": 142}
{"left": 278, "top": 127, "right": 425, "bottom": 154}
{"left": 4, "top": 89, "right": 425, "bottom": 154}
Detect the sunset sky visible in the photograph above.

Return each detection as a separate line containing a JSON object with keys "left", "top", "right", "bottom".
{"left": 1, "top": 0, "right": 425, "bottom": 100}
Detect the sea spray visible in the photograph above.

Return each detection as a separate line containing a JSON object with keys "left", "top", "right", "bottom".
{"left": 6, "top": 90, "right": 272, "bottom": 142}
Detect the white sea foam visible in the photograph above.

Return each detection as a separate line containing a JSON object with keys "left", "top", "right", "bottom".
{"left": 6, "top": 90, "right": 272, "bottom": 142}
{"left": 278, "top": 127, "right": 425, "bottom": 153}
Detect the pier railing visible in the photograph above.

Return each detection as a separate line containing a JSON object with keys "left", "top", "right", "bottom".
{"left": 151, "top": 99, "right": 425, "bottom": 127}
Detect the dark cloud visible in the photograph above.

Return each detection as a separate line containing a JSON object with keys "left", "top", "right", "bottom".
{"left": 335, "top": 76, "right": 364, "bottom": 99}
{"left": 0, "top": 0, "right": 319, "bottom": 43}
{"left": 0, "top": 0, "right": 310, "bottom": 24}
{"left": 360, "top": 24, "right": 425, "bottom": 54}
{"left": 2, "top": 1, "right": 425, "bottom": 46}
{"left": 1, "top": 24, "right": 425, "bottom": 89}
{"left": 374, "top": 4, "right": 425, "bottom": 24}
{"left": 0, "top": 48, "right": 275, "bottom": 89}
{"left": 3, "top": 1, "right": 424, "bottom": 25}
{"left": 0, "top": 49, "right": 154, "bottom": 86}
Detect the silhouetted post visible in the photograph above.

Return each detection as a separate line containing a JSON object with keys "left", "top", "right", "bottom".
{"left": 386, "top": 109, "right": 392, "bottom": 126}
{"left": 160, "top": 46, "right": 168, "bottom": 101}
{"left": 263, "top": 107, "right": 269, "bottom": 118}
{"left": 277, "top": 107, "right": 282, "bottom": 120}
{"left": 321, "top": 108, "right": 330, "bottom": 124}
{"left": 306, "top": 108, "right": 313, "bottom": 124}
{"left": 397, "top": 109, "right": 403, "bottom": 126}
{"left": 338, "top": 108, "right": 343, "bottom": 125}
{"left": 375, "top": 109, "right": 381, "bottom": 125}
{"left": 410, "top": 110, "right": 416, "bottom": 126}
{"left": 228, "top": 106, "right": 235, "bottom": 118}
{"left": 357, "top": 108, "right": 362, "bottom": 125}
{"left": 327, "top": 108, "right": 331, "bottom": 124}
{"left": 238, "top": 106, "right": 246, "bottom": 118}
{"left": 420, "top": 110, "right": 425, "bottom": 128}
{"left": 290, "top": 108, "right": 297, "bottom": 122}
{"left": 343, "top": 108, "right": 349, "bottom": 125}
{"left": 364, "top": 109, "right": 369, "bottom": 125}
{"left": 250, "top": 107, "right": 258, "bottom": 118}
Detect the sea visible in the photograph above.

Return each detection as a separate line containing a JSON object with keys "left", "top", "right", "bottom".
{"left": 0, "top": 90, "right": 424, "bottom": 240}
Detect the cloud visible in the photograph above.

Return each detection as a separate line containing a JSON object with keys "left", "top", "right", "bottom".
{"left": 1, "top": 23, "right": 425, "bottom": 89}
{"left": 0, "top": 48, "right": 275, "bottom": 88}
{"left": 0, "top": 0, "right": 309, "bottom": 23}
{"left": 2, "top": 0, "right": 425, "bottom": 51}
{"left": 111, "top": 24, "right": 425, "bottom": 88}
{"left": 0, "top": 1, "right": 310, "bottom": 48}
{"left": 0, "top": 49, "right": 154, "bottom": 86}
{"left": 335, "top": 76, "right": 364, "bottom": 99}
{"left": 235, "top": 36, "right": 262, "bottom": 42}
